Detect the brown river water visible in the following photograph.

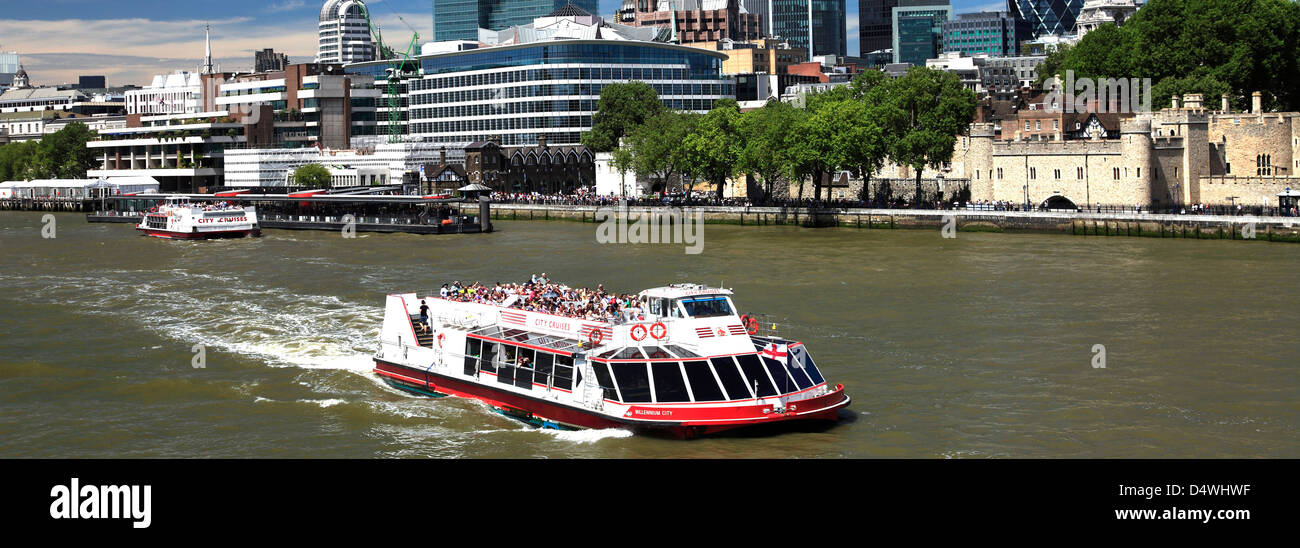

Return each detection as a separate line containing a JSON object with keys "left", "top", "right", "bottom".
{"left": 1, "top": 211, "right": 1296, "bottom": 458}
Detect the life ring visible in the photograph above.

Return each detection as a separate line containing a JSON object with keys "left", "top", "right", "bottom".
{"left": 588, "top": 329, "right": 603, "bottom": 346}
{"left": 649, "top": 322, "right": 667, "bottom": 340}
{"left": 149, "top": 207, "right": 157, "bottom": 213}
{"left": 630, "top": 324, "right": 647, "bottom": 341}
{"left": 437, "top": 332, "right": 445, "bottom": 348}
{"left": 741, "top": 315, "right": 759, "bottom": 335}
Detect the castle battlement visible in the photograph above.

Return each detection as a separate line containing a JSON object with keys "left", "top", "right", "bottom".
{"left": 992, "top": 139, "right": 1122, "bottom": 156}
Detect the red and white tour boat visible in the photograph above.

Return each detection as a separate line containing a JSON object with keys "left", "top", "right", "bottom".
{"left": 136, "top": 196, "right": 260, "bottom": 239}
{"left": 373, "top": 283, "right": 850, "bottom": 438}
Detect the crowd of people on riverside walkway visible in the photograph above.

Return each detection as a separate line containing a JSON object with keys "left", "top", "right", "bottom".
{"left": 440, "top": 275, "right": 645, "bottom": 323}
{"left": 490, "top": 191, "right": 1299, "bottom": 216}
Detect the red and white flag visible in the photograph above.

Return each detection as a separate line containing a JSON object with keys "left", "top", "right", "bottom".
{"left": 760, "top": 342, "right": 790, "bottom": 366}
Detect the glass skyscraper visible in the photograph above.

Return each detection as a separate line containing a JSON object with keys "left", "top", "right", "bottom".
{"left": 892, "top": 3, "right": 951, "bottom": 65}
{"left": 768, "top": 0, "right": 847, "bottom": 59}
{"left": 433, "top": 0, "right": 601, "bottom": 41}
{"left": 941, "top": 11, "right": 1030, "bottom": 57}
{"left": 1011, "top": 0, "right": 1085, "bottom": 38}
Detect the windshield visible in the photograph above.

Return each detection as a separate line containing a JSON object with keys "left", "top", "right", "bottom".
{"left": 679, "top": 296, "right": 734, "bottom": 318}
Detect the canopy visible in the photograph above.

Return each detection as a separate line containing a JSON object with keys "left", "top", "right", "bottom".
{"left": 458, "top": 183, "right": 492, "bottom": 191}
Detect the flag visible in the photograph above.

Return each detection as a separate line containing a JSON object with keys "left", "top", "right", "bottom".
{"left": 760, "top": 342, "right": 789, "bottom": 366}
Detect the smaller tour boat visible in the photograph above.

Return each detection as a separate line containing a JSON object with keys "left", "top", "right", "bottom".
{"left": 136, "top": 196, "right": 261, "bottom": 239}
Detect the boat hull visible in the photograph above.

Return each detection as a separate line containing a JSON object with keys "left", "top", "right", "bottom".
{"left": 137, "top": 227, "right": 261, "bottom": 239}
{"left": 374, "top": 358, "right": 850, "bottom": 439}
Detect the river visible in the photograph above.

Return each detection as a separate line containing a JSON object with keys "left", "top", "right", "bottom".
{"left": 1, "top": 211, "right": 1296, "bottom": 458}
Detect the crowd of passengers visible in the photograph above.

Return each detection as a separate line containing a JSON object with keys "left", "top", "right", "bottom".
{"left": 439, "top": 274, "right": 648, "bottom": 323}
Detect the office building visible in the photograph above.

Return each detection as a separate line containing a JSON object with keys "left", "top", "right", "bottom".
{"left": 255, "top": 49, "right": 291, "bottom": 72}
{"left": 942, "top": 11, "right": 1029, "bottom": 58}
{"left": 767, "top": 0, "right": 847, "bottom": 58}
{"left": 892, "top": 2, "right": 951, "bottom": 65}
{"left": 318, "top": 0, "right": 378, "bottom": 64}
{"left": 1011, "top": 0, "right": 1085, "bottom": 38}
{"left": 433, "top": 0, "right": 601, "bottom": 41}
{"left": 351, "top": 5, "right": 733, "bottom": 148}
{"left": 617, "top": 0, "right": 764, "bottom": 43}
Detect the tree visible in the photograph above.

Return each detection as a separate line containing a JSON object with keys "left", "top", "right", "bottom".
{"left": 1038, "top": 0, "right": 1300, "bottom": 112}
{"left": 581, "top": 81, "right": 666, "bottom": 152}
{"left": 681, "top": 99, "right": 743, "bottom": 198}
{"left": 292, "top": 164, "right": 332, "bottom": 187}
{"left": 881, "top": 66, "right": 977, "bottom": 207}
{"left": 624, "top": 110, "right": 697, "bottom": 194}
{"left": 737, "top": 100, "right": 799, "bottom": 203}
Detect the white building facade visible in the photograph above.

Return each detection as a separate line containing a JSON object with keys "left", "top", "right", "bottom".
{"left": 222, "top": 142, "right": 467, "bottom": 188}
{"left": 317, "top": 0, "right": 378, "bottom": 65}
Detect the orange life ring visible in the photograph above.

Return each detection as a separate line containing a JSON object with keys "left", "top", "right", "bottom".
{"left": 649, "top": 322, "right": 667, "bottom": 340}
{"left": 437, "top": 332, "right": 445, "bottom": 348}
{"left": 741, "top": 314, "right": 759, "bottom": 335}
{"left": 588, "top": 329, "right": 604, "bottom": 346}
{"left": 630, "top": 324, "right": 647, "bottom": 342}
{"left": 149, "top": 207, "right": 157, "bottom": 213}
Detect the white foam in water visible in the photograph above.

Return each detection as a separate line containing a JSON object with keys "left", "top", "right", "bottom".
{"left": 543, "top": 428, "right": 634, "bottom": 444}
{"left": 298, "top": 398, "right": 346, "bottom": 408}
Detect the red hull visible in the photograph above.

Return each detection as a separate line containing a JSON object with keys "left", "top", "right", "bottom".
{"left": 137, "top": 227, "right": 261, "bottom": 239}
{"left": 374, "top": 359, "right": 850, "bottom": 439}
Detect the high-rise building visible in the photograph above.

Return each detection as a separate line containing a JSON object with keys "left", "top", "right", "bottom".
{"left": 432, "top": 0, "right": 601, "bottom": 42}
{"left": 1011, "top": 0, "right": 1086, "bottom": 38}
{"left": 255, "top": 49, "right": 291, "bottom": 72}
{"left": 811, "top": 0, "right": 847, "bottom": 57}
{"left": 768, "top": 0, "right": 847, "bottom": 59}
{"left": 318, "top": 0, "right": 377, "bottom": 64}
{"left": 617, "top": 0, "right": 764, "bottom": 43}
{"left": 859, "top": 1, "right": 898, "bottom": 56}
{"left": 892, "top": 2, "right": 951, "bottom": 66}
{"left": 942, "top": 11, "right": 1030, "bottom": 58}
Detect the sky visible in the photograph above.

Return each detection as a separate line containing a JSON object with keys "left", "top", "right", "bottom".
{"left": 0, "top": 0, "right": 1003, "bottom": 87}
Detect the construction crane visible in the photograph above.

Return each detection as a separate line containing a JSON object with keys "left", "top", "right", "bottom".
{"left": 367, "top": 9, "right": 420, "bottom": 144}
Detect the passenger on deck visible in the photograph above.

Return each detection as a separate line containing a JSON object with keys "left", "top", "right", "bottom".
{"left": 419, "top": 300, "right": 429, "bottom": 324}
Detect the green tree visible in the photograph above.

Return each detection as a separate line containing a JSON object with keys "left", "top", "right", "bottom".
{"left": 737, "top": 100, "right": 799, "bottom": 203}
{"left": 624, "top": 110, "right": 697, "bottom": 193}
{"left": 1039, "top": 0, "right": 1300, "bottom": 112}
{"left": 292, "top": 164, "right": 333, "bottom": 187}
{"left": 581, "top": 81, "right": 666, "bottom": 152}
{"left": 681, "top": 99, "right": 743, "bottom": 198}
{"left": 881, "top": 66, "right": 978, "bottom": 207}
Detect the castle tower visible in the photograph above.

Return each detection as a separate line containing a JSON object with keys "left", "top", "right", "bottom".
{"left": 968, "top": 122, "right": 996, "bottom": 202}
{"left": 1120, "top": 117, "right": 1154, "bottom": 206}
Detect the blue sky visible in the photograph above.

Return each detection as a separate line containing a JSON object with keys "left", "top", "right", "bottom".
{"left": 1, "top": 0, "right": 1002, "bottom": 86}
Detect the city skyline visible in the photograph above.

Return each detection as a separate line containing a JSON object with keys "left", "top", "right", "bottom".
{"left": 2, "top": 0, "right": 1002, "bottom": 86}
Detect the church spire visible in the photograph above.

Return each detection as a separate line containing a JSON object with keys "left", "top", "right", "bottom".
{"left": 201, "top": 23, "right": 216, "bottom": 74}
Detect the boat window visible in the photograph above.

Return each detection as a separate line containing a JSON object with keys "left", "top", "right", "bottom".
{"left": 496, "top": 344, "right": 515, "bottom": 385}
{"left": 680, "top": 296, "right": 734, "bottom": 318}
{"left": 552, "top": 355, "right": 573, "bottom": 391}
{"left": 612, "top": 362, "right": 651, "bottom": 403}
{"left": 665, "top": 344, "right": 697, "bottom": 358}
{"left": 682, "top": 360, "right": 725, "bottom": 402}
{"left": 464, "top": 338, "right": 482, "bottom": 375}
{"left": 597, "top": 348, "right": 620, "bottom": 359}
{"left": 479, "top": 341, "right": 499, "bottom": 374}
{"left": 710, "top": 357, "right": 752, "bottom": 400}
{"left": 764, "top": 356, "right": 811, "bottom": 391}
{"left": 514, "top": 348, "right": 535, "bottom": 389}
{"left": 534, "top": 352, "right": 554, "bottom": 387}
{"left": 642, "top": 346, "right": 672, "bottom": 360}
{"left": 736, "top": 354, "right": 777, "bottom": 397}
{"left": 651, "top": 362, "right": 690, "bottom": 403}
{"left": 591, "top": 362, "right": 619, "bottom": 401}
{"left": 612, "top": 347, "right": 644, "bottom": 360}
{"left": 788, "top": 346, "right": 825, "bottom": 385}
